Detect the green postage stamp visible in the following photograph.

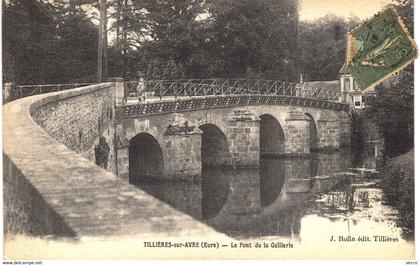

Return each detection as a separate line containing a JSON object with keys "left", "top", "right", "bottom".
{"left": 347, "top": 7, "right": 417, "bottom": 91}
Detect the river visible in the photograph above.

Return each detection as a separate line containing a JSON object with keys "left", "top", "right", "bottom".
{"left": 131, "top": 143, "right": 413, "bottom": 250}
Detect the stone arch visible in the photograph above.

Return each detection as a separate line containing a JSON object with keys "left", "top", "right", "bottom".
{"left": 259, "top": 114, "right": 285, "bottom": 156}
{"left": 199, "top": 123, "right": 231, "bottom": 168}
{"left": 129, "top": 132, "right": 164, "bottom": 183}
{"left": 305, "top": 113, "right": 318, "bottom": 151}
{"left": 194, "top": 113, "right": 229, "bottom": 137}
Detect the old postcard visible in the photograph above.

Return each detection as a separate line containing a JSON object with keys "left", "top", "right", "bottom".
{"left": 2, "top": 0, "right": 416, "bottom": 261}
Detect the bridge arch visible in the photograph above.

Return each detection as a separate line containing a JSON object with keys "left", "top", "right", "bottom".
{"left": 305, "top": 113, "right": 318, "bottom": 151}
{"left": 259, "top": 114, "right": 285, "bottom": 156}
{"left": 129, "top": 132, "right": 164, "bottom": 183}
{"left": 199, "top": 123, "right": 231, "bottom": 168}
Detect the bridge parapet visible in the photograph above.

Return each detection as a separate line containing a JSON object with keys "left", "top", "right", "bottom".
{"left": 116, "top": 95, "right": 348, "bottom": 119}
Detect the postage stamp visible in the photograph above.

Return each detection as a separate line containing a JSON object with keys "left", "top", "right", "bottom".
{"left": 347, "top": 7, "right": 416, "bottom": 91}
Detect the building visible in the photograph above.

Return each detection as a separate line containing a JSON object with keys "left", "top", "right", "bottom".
{"left": 339, "top": 63, "right": 368, "bottom": 110}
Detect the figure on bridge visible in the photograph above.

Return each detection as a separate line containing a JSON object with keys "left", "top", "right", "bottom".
{"left": 95, "top": 136, "right": 110, "bottom": 169}
{"left": 137, "top": 77, "right": 145, "bottom": 101}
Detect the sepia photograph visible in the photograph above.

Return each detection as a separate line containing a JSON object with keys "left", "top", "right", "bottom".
{"left": 2, "top": 0, "right": 417, "bottom": 261}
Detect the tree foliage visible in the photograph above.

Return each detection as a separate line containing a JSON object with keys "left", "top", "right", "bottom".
{"left": 204, "top": 0, "right": 299, "bottom": 80}
{"left": 3, "top": 0, "right": 98, "bottom": 84}
{"left": 393, "top": 0, "right": 413, "bottom": 35}
{"left": 106, "top": 0, "right": 299, "bottom": 80}
{"left": 364, "top": 71, "right": 414, "bottom": 158}
{"left": 5, "top": 0, "right": 411, "bottom": 86}
{"left": 381, "top": 149, "right": 414, "bottom": 238}
{"left": 298, "top": 16, "right": 359, "bottom": 81}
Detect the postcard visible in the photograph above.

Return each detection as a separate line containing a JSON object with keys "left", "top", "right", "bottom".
{"left": 2, "top": 0, "right": 416, "bottom": 261}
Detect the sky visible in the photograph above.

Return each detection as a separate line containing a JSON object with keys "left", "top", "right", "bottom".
{"left": 299, "top": 0, "right": 394, "bottom": 21}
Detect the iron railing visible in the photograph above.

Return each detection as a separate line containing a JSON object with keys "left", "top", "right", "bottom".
{"left": 9, "top": 83, "right": 94, "bottom": 101}
{"left": 8, "top": 79, "right": 341, "bottom": 103}
{"left": 124, "top": 79, "right": 341, "bottom": 102}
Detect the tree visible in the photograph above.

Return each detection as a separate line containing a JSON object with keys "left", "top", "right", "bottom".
{"left": 3, "top": 0, "right": 98, "bottom": 84}
{"left": 135, "top": 0, "right": 207, "bottom": 79}
{"left": 298, "top": 16, "right": 360, "bottom": 81}
{"left": 106, "top": 0, "right": 299, "bottom": 80}
{"left": 364, "top": 71, "right": 414, "bottom": 158}
{"left": 207, "top": 0, "right": 299, "bottom": 80}
{"left": 393, "top": 0, "right": 413, "bottom": 35}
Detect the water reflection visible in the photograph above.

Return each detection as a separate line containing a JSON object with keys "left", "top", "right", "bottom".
{"left": 202, "top": 169, "right": 229, "bottom": 219}
{"left": 133, "top": 145, "right": 412, "bottom": 244}
{"left": 137, "top": 178, "right": 203, "bottom": 220}
{"left": 259, "top": 158, "right": 284, "bottom": 207}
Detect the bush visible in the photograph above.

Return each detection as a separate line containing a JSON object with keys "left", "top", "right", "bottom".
{"left": 381, "top": 150, "right": 414, "bottom": 236}
{"left": 364, "top": 71, "right": 414, "bottom": 158}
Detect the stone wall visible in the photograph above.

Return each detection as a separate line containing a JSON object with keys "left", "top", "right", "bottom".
{"left": 3, "top": 154, "right": 76, "bottom": 236}
{"left": 284, "top": 109, "right": 310, "bottom": 155}
{"left": 3, "top": 83, "right": 218, "bottom": 238}
{"left": 317, "top": 111, "right": 340, "bottom": 150}
{"left": 338, "top": 111, "right": 352, "bottom": 147}
{"left": 31, "top": 83, "right": 117, "bottom": 174}
{"left": 162, "top": 133, "right": 202, "bottom": 179}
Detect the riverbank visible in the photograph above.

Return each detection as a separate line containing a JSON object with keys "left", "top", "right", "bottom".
{"left": 380, "top": 149, "right": 414, "bottom": 238}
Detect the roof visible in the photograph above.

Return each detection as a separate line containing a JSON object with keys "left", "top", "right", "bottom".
{"left": 339, "top": 63, "right": 350, "bottom": 74}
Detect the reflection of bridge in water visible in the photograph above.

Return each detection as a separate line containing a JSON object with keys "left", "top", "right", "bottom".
{"left": 136, "top": 150, "right": 355, "bottom": 239}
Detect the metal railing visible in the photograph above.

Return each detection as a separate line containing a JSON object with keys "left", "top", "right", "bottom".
{"left": 7, "top": 79, "right": 341, "bottom": 103}
{"left": 123, "top": 78, "right": 341, "bottom": 102}
{"left": 8, "top": 83, "right": 94, "bottom": 101}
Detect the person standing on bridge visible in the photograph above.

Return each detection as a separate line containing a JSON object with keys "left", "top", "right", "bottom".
{"left": 136, "top": 72, "right": 146, "bottom": 101}
{"left": 95, "top": 136, "right": 110, "bottom": 169}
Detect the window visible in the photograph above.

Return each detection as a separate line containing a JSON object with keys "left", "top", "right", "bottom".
{"left": 345, "top": 78, "right": 351, "bottom": 91}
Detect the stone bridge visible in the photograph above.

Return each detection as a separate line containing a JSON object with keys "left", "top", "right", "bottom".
{"left": 3, "top": 78, "right": 351, "bottom": 241}
{"left": 112, "top": 79, "right": 351, "bottom": 182}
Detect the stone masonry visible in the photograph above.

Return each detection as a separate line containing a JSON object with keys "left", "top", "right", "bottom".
{"left": 226, "top": 110, "right": 260, "bottom": 168}
{"left": 32, "top": 83, "right": 117, "bottom": 174}
{"left": 337, "top": 111, "right": 352, "bottom": 147}
{"left": 162, "top": 132, "right": 202, "bottom": 180}
{"left": 284, "top": 108, "right": 311, "bottom": 155}
{"left": 317, "top": 111, "right": 340, "bottom": 150}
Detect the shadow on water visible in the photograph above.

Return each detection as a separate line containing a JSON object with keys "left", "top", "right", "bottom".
{"left": 131, "top": 146, "right": 412, "bottom": 242}
{"left": 201, "top": 169, "right": 230, "bottom": 220}
{"left": 259, "top": 158, "right": 285, "bottom": 207}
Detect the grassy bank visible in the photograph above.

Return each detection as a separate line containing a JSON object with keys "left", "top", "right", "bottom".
{"left": 380, "top": 150, "right": 414, "bottom": 237}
